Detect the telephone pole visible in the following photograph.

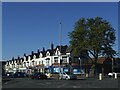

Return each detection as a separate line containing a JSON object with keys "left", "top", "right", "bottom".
{"left": 59, "top": 22, "right": 62, "bottom": 74}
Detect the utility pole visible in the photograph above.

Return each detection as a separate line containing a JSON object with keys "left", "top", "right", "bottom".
{"left": 59, "top": 22, "right": 62, "bottom": 56}
{"left": 112, "top": 58, "right": 114, "bottom": 74}
{"left": 59, "top": 22, "right": 62, "bottom": 74}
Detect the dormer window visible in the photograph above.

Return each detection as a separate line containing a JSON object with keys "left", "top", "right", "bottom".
{"left": 24, "top": 56, "right": 26, "bottom": 61}
{"left": 24, "top": 62, "right": 26, "bottom": 67}
{"left": 11, "top": 61, "right": 13, "bottom": 64}
{"left": 54, "top": 57, "right": 58, "bottom": 63}
{"left": 39, "top": 53, "right": 43, "bottom": 58}
{"left": 46, "top": 51, "right": 50, "bottom": 56}
{"left": 20, "top": 59, "right": 23, "bottom": 63}
{"left": 28, "top": 56, "right": 31, "bottom": 60}
{"left": 55, "top": 48, "right": 60, "bottom": 55}
{"left": 7, "top": 62, "right": 9, "bottom": 65}
{"left": 33, "top": 55, "right": 36, "bottom": 59}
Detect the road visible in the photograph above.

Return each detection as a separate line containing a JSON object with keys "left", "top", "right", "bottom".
{"left": 2, "top": 77, "right": 119, "bottom": 88}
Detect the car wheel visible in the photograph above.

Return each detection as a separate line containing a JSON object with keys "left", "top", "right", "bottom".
{"left": 66, "top": 77, "right": 69, "bottom": 80}
{"left": 59, "top": 77, "right": 62, "bottom": 80}
{"left": 38, "top": 77, "right": 41, "bottom": 79}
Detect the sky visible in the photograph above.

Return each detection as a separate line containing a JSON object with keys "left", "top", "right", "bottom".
{"left": 2, "top": 2, "right": 118, "bottom": 60}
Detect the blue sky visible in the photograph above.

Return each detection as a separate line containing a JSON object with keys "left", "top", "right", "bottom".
{"left": 2, "top": 2, "right": 118, "bottom": 60}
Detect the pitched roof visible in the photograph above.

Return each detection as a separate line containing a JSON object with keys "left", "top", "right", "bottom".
{"left": 56, "top": 45, "right": 68, "bottom": 54}
{"left": 20, "top": 58, "right": 24, "bottom": 62}
{"left": 46, "top": 49, "right": 55, "bottom": 56}
{"left": 66, "top": 45, "right": 72, "bottom": 53}
{"left": 97, "top": 57, "right": 112, "bottom": 64}
{"left": 40, "top": 51, "right": 46, "bottom": 57}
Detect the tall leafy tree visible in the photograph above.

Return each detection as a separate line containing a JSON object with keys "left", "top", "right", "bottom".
{"left": 68, "top": 17, "right": 117, "bottom": 74}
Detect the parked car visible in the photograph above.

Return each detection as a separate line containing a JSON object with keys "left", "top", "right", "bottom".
{"left": 45, "top": 73, "right": 52, "bottom": 78}
{"left": 5, "top": 72, "right": 14, "bottom": 77}
{"left": 59, "top": 72, "right": 77, "bottom": 80}
{"left": 13, "top": 72, "right": 28, "bottom": 78}
{"left": 30, "top": 72, "right": 47, "bottom": 79}
{"left": 108, "top": 72, "right": 120, "bottom": 77}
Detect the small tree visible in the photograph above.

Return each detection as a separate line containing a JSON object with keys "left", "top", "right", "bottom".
{"left": 68, "top": 17, "right": 117, "bottom": 75}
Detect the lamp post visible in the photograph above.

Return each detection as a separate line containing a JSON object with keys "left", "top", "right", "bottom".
{"left": 59, "top": 22, "right": 62, "bottom": 73}
{"left": 78, "top": 57, "right": 81, "bottom": 68}
{"left": 112, "top": 58, "right": 114, "bottom": 78}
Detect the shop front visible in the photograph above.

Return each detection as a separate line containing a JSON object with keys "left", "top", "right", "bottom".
{"left": 44, "top": 66, "right": 52, "bottom": 73}
{"left": 71, "top": 64, "right": 85, "bottom": 74}
{"left": 51, "top": 66, "right": 70, "bottom": 74}
{"left": 53, "top": 67, "right": 60, "bottom": 74}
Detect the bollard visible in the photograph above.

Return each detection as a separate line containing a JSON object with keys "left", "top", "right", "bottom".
{"left": 86, "top": 73, "right": 88, "bottom": 78}
{"left": 114, "top": 73, "right": 117, "bottom": 79}
{"left": 99, "top": 73, "right": 102, "bottom": 80}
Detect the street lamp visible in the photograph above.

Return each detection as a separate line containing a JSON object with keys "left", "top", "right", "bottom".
{"left": 59, "top": 22, "right": 62, "bottom": 74}
{"left": 78, "top": 57, "right": 81, "bottom": 68}
{"left": 112, "top": 58, "right": 114, "bottom": 73}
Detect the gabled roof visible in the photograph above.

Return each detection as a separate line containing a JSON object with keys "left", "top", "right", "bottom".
{"left": 34, "top": 53, "right": 39, "bottom": 58}
{"left": 56, "top": 45, "right": 68, "bottom": 54}
{"left": 20, "top": 58, "right": 24, "bottom": 62}
{"left": 46, "top": 49, "right": 55, "bottom": 56}
{"left": 40, "top": 51, "right": 46, "bottom": 57}
{"left": 66, "top": 45, "right": 72, "bottom": 53}
{"left": 97, "top": 57, "right": 112, "bottom": 64}
{"left": 28, "top": 55, "right": 33, "bottom": 60}
{"left": 8, "top": 44, "right": 69, "bottom": 62}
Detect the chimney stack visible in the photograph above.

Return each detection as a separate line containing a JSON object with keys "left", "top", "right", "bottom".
{"left": 37, "top": 49, "right": 40, "bottom": 54}
{"left": 43, "top": 47, "right": 45, "bottom": 52}
{"left": 31, "top": 51, "right": 34, "bottom": 55}
{"left": 24, "top": 53, "right": 26, "bottom": 57}
{"left": 51, "top": 42, "right": 54, "bottom": 50}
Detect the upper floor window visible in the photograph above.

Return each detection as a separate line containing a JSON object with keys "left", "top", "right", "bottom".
{"left": 39, "top": 53, "right": 43, "bottom": 58}
{"left": 28, "top": 56, "right": 31, "bottom": 60}
{"left": 24, "top": 56, "right": 26, "bottom": 61}
{"left": 42, "top": 61, "right": 43, "bottom": 64}
{"left": 33, "top": 55, "right": 36, "bottom": 59}
{"left": 54, "top": 57, "right": 58, "bottom": 63}
{"left": 7, "top": 62, "right": 9, "bottom": 65}
{"left": 46, "top": 58, "right": 50, "bottom": 65}
{"left": 35, "top": 61, "right": 37, "bottom": 65}
{"left": 46, "top": 60, "right": 49, "bottom": 65}
{"left": 46, "top": 51, "right": 50, "bottom": 56}
{"left": 62, "top": 56, "right": 67, "bottom": 63}
{"left": 39, "top": 61, "right": 41, "bottom": 65}
{"left": 24, "top": 62, "right": 26, "bottom": 67}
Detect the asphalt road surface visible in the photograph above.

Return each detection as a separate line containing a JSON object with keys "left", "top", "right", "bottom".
{"left": 2, "top": 77, "right": 119, "bottom": 88}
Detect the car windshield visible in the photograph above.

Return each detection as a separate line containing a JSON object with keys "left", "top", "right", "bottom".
{"left": 60, "top": 72, "right": 73, "bottom": 75}
{"left": 65, "top": 72, "right": 73, "bottom": 75}
{"left": 33, "top": 72, "right": 44, "bottom": 75}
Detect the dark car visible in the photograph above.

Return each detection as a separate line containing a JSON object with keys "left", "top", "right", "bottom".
{"left": 13, "top": 72, "right": 28, "bottom": 78}
{"left": 30, "top": 72, "right": 47, "bottom": 79}
{"left": 5, "top": 72, "right": 14, "bottom": 78}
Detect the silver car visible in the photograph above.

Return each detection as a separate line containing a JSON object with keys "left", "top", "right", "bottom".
{"left": 59, "top": 72, "right": 77, "bottom": 80}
